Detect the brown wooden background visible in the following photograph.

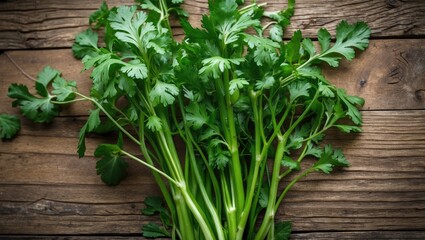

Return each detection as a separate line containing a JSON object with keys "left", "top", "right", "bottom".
{"left": 1, "top": 0, "right": 425, "bottom": 239}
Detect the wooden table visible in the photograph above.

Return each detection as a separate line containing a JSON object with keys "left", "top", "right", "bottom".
{"left": 1, "top": 0, "right": 425, "bottom": 239}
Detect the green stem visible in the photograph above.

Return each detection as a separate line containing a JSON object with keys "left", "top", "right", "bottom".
{"left": 179, "top": 183, "right": 217, "bottom": 240}
{"left": 74, "top": 92, "right": 141, "bottom": 146}
{"left": 138, "top": 114, "right": 176, "bottom": 216}
{"left": 51, "top": 98, "right": 87, "bottom": 105}
{"left": 223, "top": 68, "right": 245, "bottom": 218}
{"left": 120, "top": 150, "right": 178, "bottom": 186}
{"left": 178, "top": 96, "right": 223, "bottom": 220}
{"left": 173, "top": 187, "right": 195, "bottom": 240}
{"left": 254, "top": 135, "right": 287, "bottom": 240}
{"left": 236, "top": 91, "right": 263, "bottom": 239}
{"left": 221, "top": 171, "right": 237, "bottom": 240}
{"left": 275, "top": 167, "right": 315, "bottom": 212}
{"left": 255, "top": 89, "right": 320, "bottom": 239}
{"left": 240, "top": 2, "right": 267, "bottom": 15}
{"left": 179, "top": 106, "right": 224, "bottom": 240}
{"left": 156, "top": 109, "right": 217, "bottom": 240}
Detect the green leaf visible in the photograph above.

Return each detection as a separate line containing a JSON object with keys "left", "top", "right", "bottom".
{"left": 36, "top": 66, "right": 61, "bottom": 97}
{"left": 142, "top": 222, "right": 171, "bottom": 238}
{"left": 146, "top": 115, "right": 162, "bottom": 132}
{"left": 51, "top": 77, "right": 77, "bottom": 102}
{"left": 302, "top": 38, "right": 316, "bottom": 57}
{"left": 318, "top": 28, "right": 331, "bottom": 52}
{"left": 121, "top": 59, "right": 148, "bottom": 79}
{"left": 82, "top": 53, "right": 112, "bottom": 71}
{"left": 319, "top": 21, "right": 370, "bottom": 66}
{"left": 335, "top": 125, "right": 362, "bottom": 133}
{"left": 298, "top": 66, "right": 326, "bottom": 81}
{"left": 149, "top": 81, "right": 179, "bottom": 107}
{"left": 214, "top": 151, "right": 231, "bottom": 170}
{"left": 72, "top": 29, "right": 99, "bottom": 59}
{"left": 318, "top": 82, "right": 335, "bottom": 98}
{"left": 207, "top": 139, "right": 230, "bottom": 170}
{"left": 89, "top": 1, "right": 110, "bottom": 28}
{"left": 180, "top": 18, "right": 209, "bottom": 41}
{"left": 171, "top": 0, "right": 184, "bottom": 4}
{"left": 83, "top": 54, "right": 123, "bottom": 94}
{"left": 313, "top": 145, "right": 349, "bottom": 174}
{"left": 243, "top": 34, "right": 280, "bottom": 66}
{"left": 229, "top": 78, "right": 249, "bottom": 95}
{"left": 288, "top": 81, "right": 312, "bottom": 102}
{"left": 185, "top": 102, "right": 208, "bottom": 130}
{"left": 243, "top": 34, "right": 280, "bottom": 50}
{"left": 8, "top": 83, "right": 59, "bottom": 123}
{"left": 0, "top": 114, "right": 20, "bottom": 140}
{"left": 319, "top": 56, "right": 340, "bottom": 67}
{"left": 286, "top": 135, "right": 303, "bottom": 151}
{"left": 199, "top": 56, "right": 244, "bottom": 79}
{"left": 142, "top": 196, "right": 166, "bottom": 216}
{"left": 77, "top": 124, "right": 87, "bottom": 158}
{"left": 108, "top": 6, "right": 158, "bottom": 51}
{"left": 117, "top": 75, "right": 137, "bottom": 97}
{"left": 274, "top": 221, "right": 292, "bottom": 240}
{"left": 285, "top": 30, "right": 302, "bottom": 65}
{"left": 282, "top": 156, "right": 300, "bottom": 170}
{"left": 269, "top": 25, "right": 283, "bottom": 42}
{"left": 95, "top": 143, "right": 128, "bottom": 186}
{"left": 264, "top": 0, "right": 294, "bottom": 30}
{"left": 337, "top": 88, "right": 364, "bottom": 125}
{"left": 108, "top": 6, "right": 142, "bottom": 46}
{"left": 77, "top": 109, "right": 101, "bottom": 158}
{"left": 141, "top": 195, "right": 172, "bottom": 227}
{"left": 218, "top": 12, "right": 261, "bottom": 45}
{"left": 255, "top": 76, "right": 275, "bottom": 90}
{"left": 87, "top": 109, "right": 101, "bottom": 132}
{"left": 140, "top": 0, "right": 161, "bottom": 13}
{"left": 305, "top": 144, "right": 322, "bottom": 158}
{"left": 198, "top": 128, "right": 220, "bottom": 142}
{"left": 209, "top": 0, "right": 238, "bottom": 20}
{"left": 258, "top": 186, "right": 269, "bottom": 208}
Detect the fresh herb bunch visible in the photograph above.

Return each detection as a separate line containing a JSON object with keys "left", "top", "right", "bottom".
{"left": 3, "top": 0, "right": 370, "bottom": 239}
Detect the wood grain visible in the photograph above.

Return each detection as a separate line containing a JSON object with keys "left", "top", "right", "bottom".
{"left": 0, "top": 110, "right": 424, "bottom": 234}
{"left": 1, "top": 39, "right": 424, "bottom": 117}
{"left": 0, "top": 0, "right": 424, "bottom": 49}
{"left": 2, "top": 231, "right": 425, "bottom": 239}
{"left": 1, "top": 0, "right": 424, "bottom": 238}
{"left": 291, "top": 231, "right": 425, "bottom": 239}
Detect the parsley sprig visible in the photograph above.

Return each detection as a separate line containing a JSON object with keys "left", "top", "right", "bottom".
{"left": 4, "top": 0, "right": 370, "bottom": 239}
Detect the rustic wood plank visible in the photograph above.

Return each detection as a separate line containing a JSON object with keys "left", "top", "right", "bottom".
{"left": 0, "top": 237, "right": 146, "bottom": 240}
{"left": 2, "top": 232, "right": 425, "bottom": 240}
{"left": 1, "top": 39, "right": 424, "bottom": 116}
{"left": 291, "top": 231, "right": 425, "bottom": 239}
{"left": 324, "top": 40, "right": 425, "bottom": 111}
{"left": 0, "top": 110, "right": 424, "bottom": 234}
{"left": 0, "top": 0, "right": 424, "bottom": 49}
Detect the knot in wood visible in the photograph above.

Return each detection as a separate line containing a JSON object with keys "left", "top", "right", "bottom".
{"left": 414, "top": 89, "right": 425, "bottom": 101}
{"left": 386, "top": 0, "right": 400, "bottom": 8}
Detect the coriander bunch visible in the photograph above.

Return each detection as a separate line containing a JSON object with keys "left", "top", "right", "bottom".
{"left": 4, "top": 0, "right": 370, "bottom": 239}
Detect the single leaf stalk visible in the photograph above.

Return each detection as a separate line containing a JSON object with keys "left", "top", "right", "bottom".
{"left": 5, "top": 0, "right": 370, "bottom": 239}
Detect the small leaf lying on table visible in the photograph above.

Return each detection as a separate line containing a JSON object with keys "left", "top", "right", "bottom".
{"left": 0, "top": 114, "right": 20, "bottom": 140}
{"left": 94, "top": 135, "right": 128, "bottom": 186}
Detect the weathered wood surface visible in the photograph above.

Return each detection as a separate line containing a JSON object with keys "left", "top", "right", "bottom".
{"left": 1, "top": 0, "right": 425, "bottom": 238}
{"left": 1, "top": 39, "right": 424, "bottom": 117}
{"left": 0, "top": 0, "right": 425, "bottom": 49}
{"left": 3, "top": 231, "right": 425, "bottom": 240}
{"left": 0, "top": 110, "right": 424, "bottom": 234}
